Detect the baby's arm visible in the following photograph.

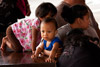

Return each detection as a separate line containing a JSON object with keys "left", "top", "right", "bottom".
{"left": 44, "top": 49, "right": 51, "bottom": 56}
{"left": 44, "top": 47, "right": 62, "bottom": 58}
{"left": 31, "top": 42, "right": 44, "bottom": 58}
{"left": 45, "top": 42, "right": 59, "bottom": 63}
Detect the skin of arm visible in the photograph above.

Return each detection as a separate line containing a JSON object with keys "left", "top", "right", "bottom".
{"left": 44, "top": 44, "right": 62, "bottom": 58}
{"left": 31, "top": 42, "right": 44, "bottom": 58}
{"left": 31, "top": 26, "right": 38, "bottom": 54}
{"left": 45, "top": 42, "right": 60, "bottom": 63}
{"left": 44, "top": 50, "right": 51, "bottom": 56}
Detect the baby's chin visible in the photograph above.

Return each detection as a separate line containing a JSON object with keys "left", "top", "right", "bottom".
{"left": 43, "top": 38, "right": 52, "bottom": 41}
{"left": 43, "top": 37, "right": 48, "bottom": 40}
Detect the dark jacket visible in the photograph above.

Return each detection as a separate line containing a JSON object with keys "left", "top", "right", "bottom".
{"left": 57, "top": 42, "right": 100, "bottom": 67}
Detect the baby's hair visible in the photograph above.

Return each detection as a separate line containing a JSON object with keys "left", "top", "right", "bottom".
{"left": 67, "top": 28, "right": 84, "bottom": 36}
{"left": 61, "top": 4, "right": 88, "bottom": 24}
{"left": 65, "top": 28, "right": 90, "bottom": 46}
{"left": 64, "top": 28, "right": 100, "bottom": 57}
{"left": 41, "top": 17, "right": 58, "bottom": 30}
{"left": 66, "top": 28, "right": 99, "bottom": 47}
{"left": 35, "top": 2, "right": 57, "bottom": 18}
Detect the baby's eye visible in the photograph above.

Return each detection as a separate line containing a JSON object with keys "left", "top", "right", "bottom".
{"left": 48, "top": 31, "right": 51, "bottom": 33}
{"left": 41, "top": 30, "right": 44, "bottom": 33}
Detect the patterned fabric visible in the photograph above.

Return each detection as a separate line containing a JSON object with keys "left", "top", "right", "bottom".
{"left": 11, "top": 18, "right": 41, "bottom": 51}
{"left": 43, "top": 37, "right": 63, "bottom": 51}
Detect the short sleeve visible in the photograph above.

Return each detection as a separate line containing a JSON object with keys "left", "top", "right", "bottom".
{"left": 32, "top": 18, "right": 40, "bottom": 30}
{"left": 52, "top": 37, "right": 63, "bottom": 47}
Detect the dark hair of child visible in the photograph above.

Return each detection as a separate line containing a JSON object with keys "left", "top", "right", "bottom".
{"left": 42, "top": 17, "right": 58, "bottom": 30}
{"left": 64, "top": 28, "right": 100, "bottom": 56}
{"left": 35, "top": 2, "right": 57, "bottom": 18}
{"left": 66, "top": 28, "right": 99, "bottom": 47}
{"left": 61, "top": 4, "right": 88, "bottom": 24}
{"left": 57, "top": 28, "right": 100, "bottom": 67}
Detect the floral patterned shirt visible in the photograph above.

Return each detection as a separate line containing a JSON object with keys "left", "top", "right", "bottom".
{"left": 11, "top": 18, "right": 41, "bottom": 51}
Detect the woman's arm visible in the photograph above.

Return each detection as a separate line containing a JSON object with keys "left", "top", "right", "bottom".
{"left": 31, "top": 42, "right": 44, "bottom": 58}
{"left": 31, "top": 26, "right": 38, "bottom": 54}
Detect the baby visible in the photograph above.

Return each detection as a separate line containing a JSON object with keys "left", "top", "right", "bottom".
{"left": 31, "top": 17, "right": 63, "bottom": 63}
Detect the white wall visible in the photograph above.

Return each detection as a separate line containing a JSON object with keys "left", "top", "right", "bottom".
{"left": 27, "top": 0, "right": 62, "bottom": 19}
{"left": 27, "top": 0, "right": 100, "bottom": 28}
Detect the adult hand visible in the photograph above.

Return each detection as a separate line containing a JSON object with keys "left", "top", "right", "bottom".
{"left": 55, "top": 48, "right": 62, "bottom": 58}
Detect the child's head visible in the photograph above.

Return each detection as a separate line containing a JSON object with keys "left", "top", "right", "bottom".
{"left": 35, "top": 2, "right": 57, "bottom": 21}
{"left": 64, "top": 28, "right": 100, "bottom": 57}
{"left": 67, "top": 28, "right": 84, "bottom": 36}
{"left": 61, "top": 4, "right": 89, "bottom": 29}
{"left": 66, "top": 28, "right": 99, "bottom": 47}
{"left": 64, "top": 29, "right": 86, "bottom": 48}
{"left": 40, "top": 17, "right": 58, "bottom": 41}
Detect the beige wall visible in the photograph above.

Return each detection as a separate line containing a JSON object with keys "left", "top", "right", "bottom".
{"left": 27, "top": 0, "right": 100, "bottom": 29}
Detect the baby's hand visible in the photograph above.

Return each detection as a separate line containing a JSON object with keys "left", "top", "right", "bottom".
{"left": 0, "top": 47, "right": 6, "bottom": 52}
{"left": 0, "top": 47, "right": 3, "bottom": 51}
{"left": 31, "top": 54, "right": 37, "bottom": 59}
{"left": 32, "top": 51, "right": 35, "bottom": 54}
{"left": 45, "top": 57, "right": 56, "bottom": 63}
{"left": 31, "top": 54, "right": 39, "bottom": 63}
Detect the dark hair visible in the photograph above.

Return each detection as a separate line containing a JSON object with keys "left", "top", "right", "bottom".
{"left": 63, "top": 28, "right": 100, "bottom": 57}
{"left": 61, "top": 4, "right": 88, "bottom": 24}
{"left": 35, "top": 2, "right": 57, "bottom": 18}
{"left": 63, "top": 29, "right": 91, "bottom": 56}
{"left": 41, "top": 17, "right": 58, "bottom": 30}
{"left": 65, "top": 29, "right": 99, "bottom": 47}
{"left": 64, "top": 28, "right": 91, "bottom": 47}
{"left": 65, "top": 28, "right": 85, "bottom": 46}
{"left": 67, "top": 28, "right": 84, "bottom": 36}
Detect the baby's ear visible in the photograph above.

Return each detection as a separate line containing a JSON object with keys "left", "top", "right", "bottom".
{"left": 55, "top": 30, "right": 58, "bottom": 35}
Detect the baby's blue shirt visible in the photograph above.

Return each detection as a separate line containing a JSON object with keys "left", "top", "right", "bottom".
{"left": 43, "top": 37, "right": 63, "bottom": 51}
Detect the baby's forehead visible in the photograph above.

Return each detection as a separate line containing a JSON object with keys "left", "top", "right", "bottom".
{"left": 41, "top": 22, "right": 56, "bottom": 29}
{"left": 41, "top": 21, "right": 55, "bottom": 25}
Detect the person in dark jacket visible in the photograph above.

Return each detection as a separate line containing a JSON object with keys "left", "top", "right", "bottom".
{"left": 57, "top": 28, "right": 100, "bottom": 67}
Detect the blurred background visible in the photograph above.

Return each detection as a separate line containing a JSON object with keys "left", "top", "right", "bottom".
{"left": 26, "top": 0, "right": 100, "bottom": 29}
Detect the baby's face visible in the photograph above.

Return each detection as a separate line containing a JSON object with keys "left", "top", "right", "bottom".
{"left": 40, "top": 22, "right": 57, "bottom": 41}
